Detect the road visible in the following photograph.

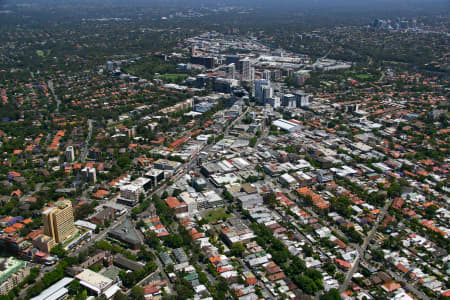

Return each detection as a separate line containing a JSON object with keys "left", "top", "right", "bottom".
{"left": 385, "top": 268, "right": 430, "bottom": 300}
{"left": 24, "top": 104, "right": 251, "bottom": 297}
{"left": 80, "top": 119, "right": 93, "bottom": 163}
{"left": 339, "top": 197, "right": 394, "bottom": 293}
{"left": 224, "top": 106, "right": 250, "bottom": 136}
{"left": 47, "top": 80, "right": 61, "bottom": 112}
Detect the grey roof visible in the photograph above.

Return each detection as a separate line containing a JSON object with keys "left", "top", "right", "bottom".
{"left": 113, "top": 254, "right": 144, "bottom": 272}
{"left": 31, "top": 277, "right": 74, "bottom": 300}
{"left": 109, "top": 219, "right": 142, "bottom": 246}
{"left": 173, "top": 248, "right": 189, "bottom": 263}
{"left": 159, "top": 252, "right": 174, "bottom": 266}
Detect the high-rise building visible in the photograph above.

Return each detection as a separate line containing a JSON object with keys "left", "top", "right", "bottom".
{"left": 254, "top": 79, "right": 271, "bottom": 103}
{"left": 267, "top": 97, "right": 281, "bottom": 109}
{"left": 43, "top": 200, "right": 76, "bottom": 243}
{"left": 294, "top": 91, "right": 311, "bottom": 108}
{"left": 282, "top": 94, "right": 296, "bottom": 108}
{"left": 65, "top": 146, "right": 75, "bottom": 162}
{"left": 239, "top": 59, "right": 251, "bottom": 81}
{"left": 225, "top": 63, "right": 236, "bottom": 79}
{"left": 82, "top": 167, "right": 97, "bottom": 183}
{"left": 261, "top": 86, "right": 273, "bottom": 103}
{"left": 263, "top": 70, "right": 271, "bottom": 80}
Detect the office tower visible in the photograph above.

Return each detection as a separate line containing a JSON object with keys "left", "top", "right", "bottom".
{"left": 43, "top": 200, "right": 76, "bottom": 243}
{"left": 263, "top": 70, "right": 271, "bottom": 80}
{"left": 267, "top": 97, "right": 281, "bottom": 109}
{"left": 254, "top": 79, "right": 271, "bottom": 103}
{"left": 65, "top": 146, "right": 75, "bottom": 162}
{"left": 282, "top": 94, "right": 296, "bottom": 108}
{"left": 294, "top": 91, "right": 310, "bottom": 108}
{"left": 261, "top": 85, "right": 273, "bottom": 103}
{"left": 239, "top": 59, "right": 251, "bottom": 81}
{"left": 225, "top": 63, "right": 236, "bottom": 79}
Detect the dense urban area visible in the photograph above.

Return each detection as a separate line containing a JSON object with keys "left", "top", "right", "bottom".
{"left": 0, "top": 1, "right": 449, "bottom": 300}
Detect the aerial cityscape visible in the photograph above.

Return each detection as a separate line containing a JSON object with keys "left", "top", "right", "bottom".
{"left": 0, "top": 0, "right": 448, "bottom": 300}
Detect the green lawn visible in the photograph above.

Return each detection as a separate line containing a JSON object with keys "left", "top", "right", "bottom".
{"left": 36, "top": 50, "right": 45, "bottom": 57}
{"left": 203, "top": 208, "right": 229, "bottom": 223}
{"left": 157, "top": 74, "right": 188, "bottom": 82}
{"left": 355, "top": 74, "right": 374, "bottom": 80}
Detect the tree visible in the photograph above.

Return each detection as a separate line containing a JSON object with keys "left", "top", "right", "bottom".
{"left": 114, "top": 291, "right": 129, "bottom": 300}
{"left": 144, "top": 231, "right": 160, "bottom": 248}
{"left": 263, "top": 192, "right": 277, "bottom": 207}
{"left": 74, "top": 290, "right": 88, "bottom": 300}
{"left": 230, "top": 242, "right": 245, "bottom": 257}
{"left": 163, "top": 234, "right": 183, "bottom": 248}
{"left": 130, "top": 286, "right": 145, "bottom": 300}
{"left": 50, "top": 244, "right": 67, "bottom": 258}
{"left": 175, "top": 279, "right": 193, "bottom": 300}
{"left": 117, "top": 156, "right": 131, "bottom": 169}
{"left": 387, "top": 181, "right": 401, "bottom": 198}
{"left": 320, "top": 288, "right": 341, "bottom": 300}
{"left": 68, "top": 280, "right": 84, "bottom": 295}
{"left": 295, "top": 275, "right": 317, "bottom": 294}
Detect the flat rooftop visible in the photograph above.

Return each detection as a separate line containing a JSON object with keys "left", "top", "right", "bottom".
{"left": 0, "top": 257, "right": 26, "bottom": 284}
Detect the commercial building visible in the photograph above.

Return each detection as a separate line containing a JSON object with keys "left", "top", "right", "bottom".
{"left": 294, "top": 91, "right": 310, "bottom": 108}
{"left": 190, "top": 56, "right": 216, "bottom": 68}
{"left": 75, "top": 269, "right": 120, "bottom": 298}
{"left": 119, "top": 184, "right": 143, "bottom": 206}
{"left": 179, "top": 192, "right": 198, "bottom": 215}
{"left": 145, "top": 169, "right": 165, "bottom": 187}
{"left": 153, "top": 159, "right": 182, "bottom": 174}
{"left": 43, "top": 200, "right": 77, "bottom": 244}
{"left": 254, "top": 79, "right": 270, "bottom": 103}
{"left": 272, "top": 119, "right": 302, "bottom": 132}
{"left": 32, "top": 234, "right": 56, "bottom": 253}
{"left": 282, "top": 94, "right": 296, "bottom": 108}
{"left": 0, "top": 257, "right": 30, "bottom": 295}
{"left": 108, "top": 219, "right": 142, "bottom": 250}
{"left": 239, "top": 59, "right": 251, "bottom": 81}
{"left": 237, "top": 194, "right": 263, "bottom": 209}
{"left": 30, "top": 277, "right": 74, "bottom": 300}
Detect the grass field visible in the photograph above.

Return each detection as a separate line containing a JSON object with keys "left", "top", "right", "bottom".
{"left": 157, "top": 73, "right": 188, "bottom": 82}
{"left": 355, "top": 74, "right": 374, "bottom": 80}
{"left": 203, "top": 208, "right": 230, "bottom": 223}
{"left": 36, "top": 50, "right": 45, "bottom": 57}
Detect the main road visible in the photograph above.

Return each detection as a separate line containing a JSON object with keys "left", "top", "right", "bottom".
{"left": 80, "top": 119, "right": 93, "bottom": 163}
{"left": 47, "top": 80, "right": 61, "bottom": 112}
{"left": 339, "top": 197, "right": 394, "bottom": 293}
